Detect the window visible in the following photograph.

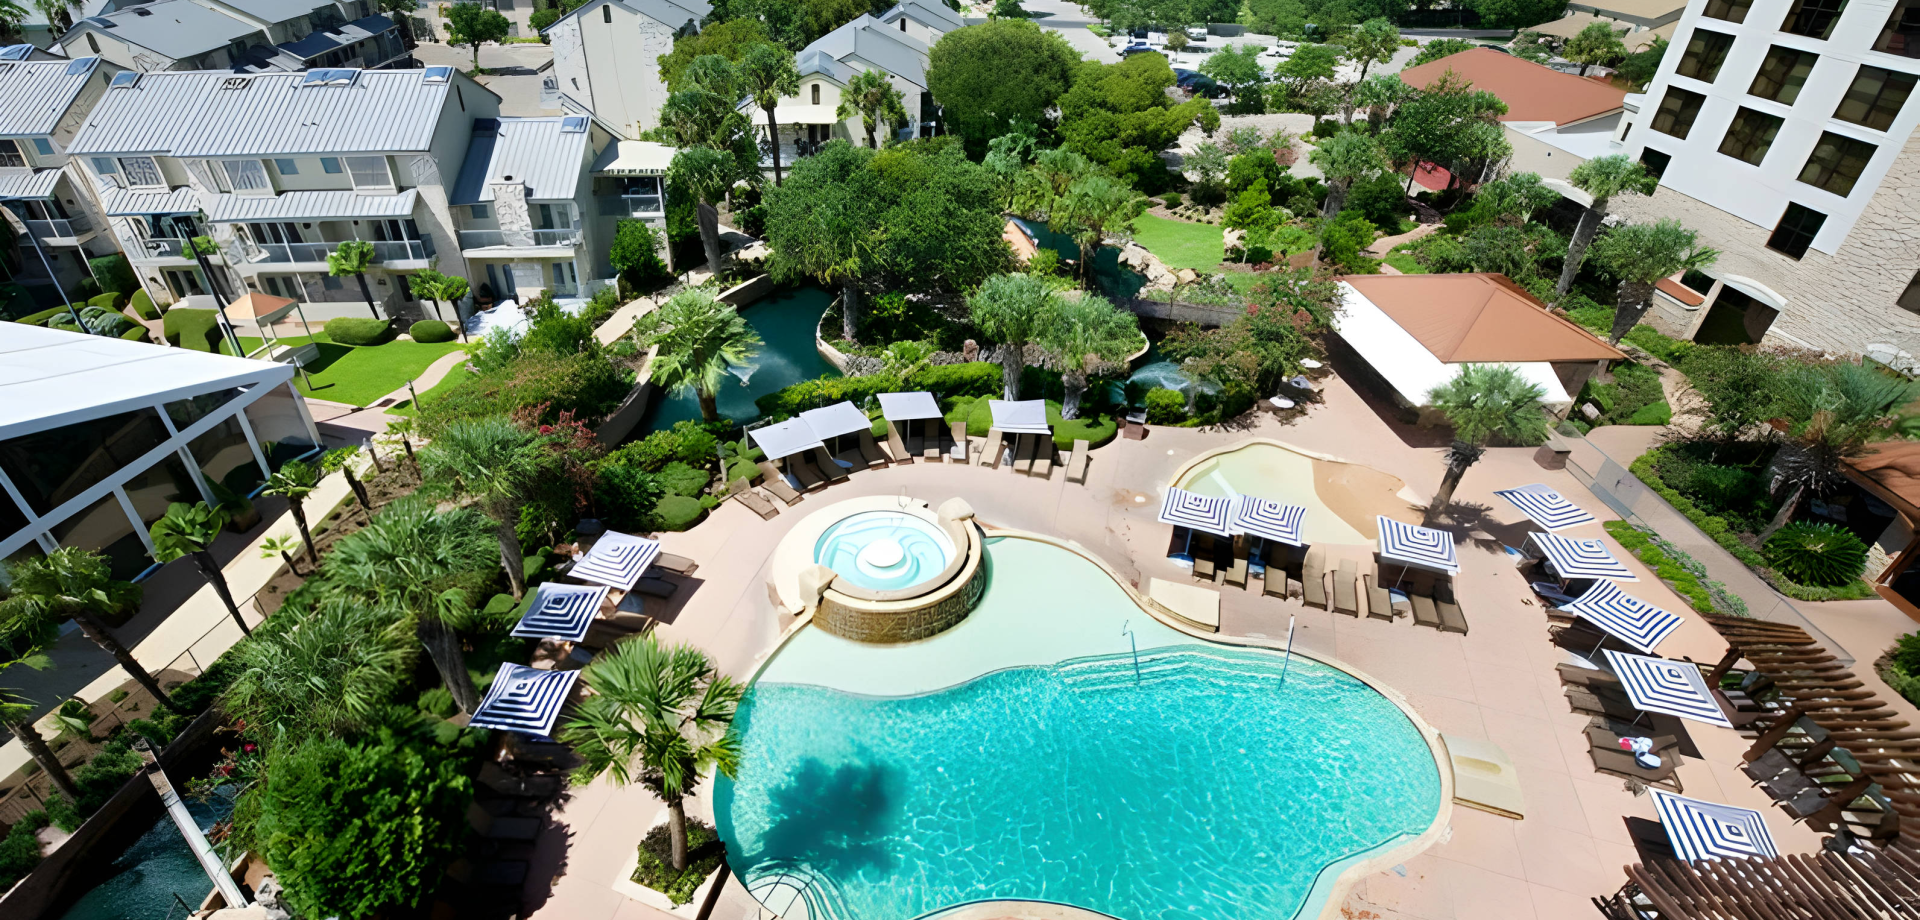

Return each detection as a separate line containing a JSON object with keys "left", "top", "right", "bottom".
{"left": 1641, "top": 147, "right": 1673, "bottom": 178}
{"left": 1704, "top": 0, "right": 1753, "bottom": 22}
{"left": 1768, "top": 202, "right": 1827, "bottom": 258}
{"left": 221, "top": 158, "right": 271, "bottom": 193}
{"left": 49, "top": 492, "right": 148, "bottom": 580}
{"left": 1681, "top": 269, "right": 1716, "bottom": 293}
{"left": 0, "top": 139, "right": 21, "bottom": 168}
{"left": 1719, "top": 107, "right": 1785, "bottom": 164}
{"left": 1898, "top": 269, "right": 1920, "bottom": 313}
{"left": 119, "top": 155, "right": 163, "bottom": 188}
{"left": 1877, "top": 0, "right": 1920, "bottom": 56}
{"left": 1651, "top": 87, "right": 1708, "bottom": 139}
{"left": 811, "top": 83, "right": 820, "bottom": 105}
{"left": 320, "top": 156, "right": 342, "bottom": 173}
{"left": 273, "top": 157, "right": 299, "bottom": 175}
{"left": 344, "top": 155, "right": 391, "bottom": 190}
{"left": 470, "top": 203, "right": 490, "bottom": 219}
{"left": 1836, "top": 65, "right": 1917, "bottom": 130}
{"left": 1782, "top": 0, "right": 1847, "bottom": 39}
{"left": 187, "top": 416, "right": 266, "bottom": 496}
{"left": 90, "top": 156, "right": 116, "bottom": 175}
{"left": 603, "top": 3, "right": 611, "bottom": 20}
{"left": 165, "top": 388, "right": 242, "bottom": 429}
{"left": 1749, "top": 47, "right": 1818, "bottom": 104}
{"left": 1677, "top": 29, "right": 1737, "bottom": 82}
{"left": 0, "top": 408, "right": 171, "bottom": 515}
{"left": 1798, "top": 131, "right": 1878, "bottom": 195}
{"left": 32, "top": 138, "right": 52, "bottom": 156}
{"left": 244, "top": 384, "right": 320, "bottom": 468}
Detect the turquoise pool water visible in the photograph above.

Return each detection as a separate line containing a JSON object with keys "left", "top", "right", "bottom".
{"left": 58, "top": 788, "right": 235, "bottom": 920}
{"left": 814, "top": 511, "right": 955, "bottom": 591}
{"left": 717, "top": 539, "right": 1442, "bottom": 920}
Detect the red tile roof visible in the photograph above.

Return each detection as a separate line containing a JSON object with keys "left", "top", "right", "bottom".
{"left": 1397, "top": 48, "right": 1628, "bottom": 126}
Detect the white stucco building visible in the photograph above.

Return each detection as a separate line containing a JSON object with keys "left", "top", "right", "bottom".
{"left": 542, "top": 0, "right": 709, "bottom": 140}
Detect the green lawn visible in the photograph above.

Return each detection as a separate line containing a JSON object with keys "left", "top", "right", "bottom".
{"left": 1381, "top": 251, "right": 1428, "bottom": 274}
{"left": 388, "top": 364, "right": 474, "bottom": 416}
{"left": 1132, "top": 214, "right": 1225, "bottom": 271}
{"left": 224, "top": 332, "right": 468, "bottom": 407}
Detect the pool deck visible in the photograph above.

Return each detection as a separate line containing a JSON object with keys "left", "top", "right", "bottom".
{"left": 521, "top": 366, "right": 1917, "bottom": 920}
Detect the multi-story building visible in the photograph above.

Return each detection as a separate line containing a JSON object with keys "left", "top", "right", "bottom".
{"left": 543, "top": 0, "right": 710, "bottom": 140}
{"left": 58, "top": 0, "right": 409, "bottom": 74}
{"left": 1612, "top": 0, "right": 1920, "bottom": 360}
{"left": 0, "top": 51, "right": 122, "bottom": 304}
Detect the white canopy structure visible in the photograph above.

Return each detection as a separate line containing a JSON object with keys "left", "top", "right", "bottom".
{"left": 1529, "top": 532, "right": 1639, "bottom": 582}
{"left": 988, "top": 399, "right": 1051, "bottom": 435}
{"left": 749, "top": 418, "right": 827, "bottom": 461}
{"left": 467, "top": 663, "right": 580, "bottom": 736}
{"left": 1561, "top": 581, "right": 1682, "bottom": 654}
{"left": 1494, "top": 483, "right": 1598, "bottom": 531}
{"left": 511, "top": 583, "right": 610, "bottom": 642}
{"left": 878, "top": 391, "right": 942, "bottom": 421}
{"left": 799, "top": 401, "right": 872, "bottom": 439}
{"left": 1159, "top": 487, "right": 1234, "bottom": 537}
{"left": 1651, "top": 790, "right": 1781, "bottom": 863}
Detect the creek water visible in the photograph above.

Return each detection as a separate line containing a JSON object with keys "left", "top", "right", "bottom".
{"left": 642, "top": 285, "right": 839, "bottom": 433}
{"left": 56, "top": 787, "right": 236, "bottom": 920}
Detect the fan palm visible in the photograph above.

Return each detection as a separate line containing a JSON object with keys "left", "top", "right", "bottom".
{"left": 1052, "top": 174, "right": 1146, "bottom": 283}
{"left": 1588, "top": 219, "right": 1719, "bottom": 344}
{"left": 969, "top": 273, "right": 1062, "bottom": 401}
{"left": 1308, "top": 132, "right": 1389, "bottom": 219}
{"left": 1424, "top": 364, "right": 1552, "bottom": 521}
{"left": 558, "top": 634, "right": 743, "bottom": 871}
{"left": 260, "top": 459, "right": 320, "bottom": 563}
{"left": 148, "top": 501, "right": 249, "bottom": 635}
{"left": 1555, "top": 155, "right": 1658, "bottom": 296}
{"left": 416, "top": 416, "right": 553, "bottom": 599}
{"left": 0, "top": 639, "right": 78, "bottom": 801}
{"left": 221, "top": 593, "right": 416, "bottom": 744}
{"left": 631, "top": 289, "right": 764, "bottom": 423}
{"left": 836, "top": 69, "right": 907, "bottom": 150}
{"left": 1763, "top": 361, "right": 1920, "bottom": 539}
{"left": 1, "top": 549, "right": 184, "bottom": 713}
{"left": 1038, "top": 295, "right": 1142, "bottom": 419}
{"left": 327, "top": 240, "right": 380, "bottom": 319}
{"left": 261, "top": 534, "right": 304, "bottom": 576}
{"left": 738, "top": 42, "right": 802, "bottom": 186}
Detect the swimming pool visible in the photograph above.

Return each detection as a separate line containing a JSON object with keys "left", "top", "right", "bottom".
{"left": 1174, "top": 440, "right": 1420, "bottom": 546}
{"left": 718, "top": 538, "right": 1445, "bottom": 920}
{"left": 814, "top": 510, "right": 956, "bottom": 591}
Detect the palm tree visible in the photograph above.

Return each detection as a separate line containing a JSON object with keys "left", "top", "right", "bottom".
{"left": 558, "top": 634, "right": 743, "bottom": 871}
{"left": 0, "top": 653, "right": 78, "bottom": 802}
{"left": 1015, "top": 147, "right": 1095, "bottom": 217}
{"left": 327, "top": 240, "right": 380, "bottom": 319}
{"left": 416, "top": 416, "right": 552, "bottom": 599}
{"left": 667, "top": 146, "right": 740, "bottom": 275}
{"left": 1763, "top": 362, "right": 1920, "bottom": 540}
{"left": 1, "top": 549, "right": 186, "bottom": 714}
{"left": 149, "top": 502, "right": 249, "bottom": 636}
{"left": 411, "top": 267, "right": 472, "bottom": 338}
{"left": 1039, "top": 295, "right": 1142, "bottom": 419}
{"left": 221, "top": 593, "right": 415, "bottom": 743}
{"left": 836, "top": 69, "right": 907, "bottom": 150}
{"left": 1424, "top": 364, "right": 1552, "bottom": 522}
{"left": 1309, "top": 132, "right": 1390, "bottom": 219}
{"left": 630, "top": 289, "right": 764, "bottom": 423}
{"left": 260, "top": 459, "right": 320, "bottom": 563}
{"left": 1052, "top": 174, "right": 1147, "bottom": 284}
{"left": 1588, "top": 219, "right": 1719, "bottom": 344}
{"left": 969, "top": 273, "right": 1062, "bottom": 401}
{"left": 738, "top": 42, "right": 802, "bottom": 186}
{"left": 1555, "top": 154, "right": 1658, "bottom": 296}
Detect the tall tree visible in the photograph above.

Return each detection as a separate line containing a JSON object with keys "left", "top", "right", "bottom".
{"left": 1308, "top": 131, "right": 1390, "bottom": 219}
{"left": 559, "top": 634, "right": 743, "bottom": 872}
{"left": 763, "top": 142, "right": 876, "bottom": 341}
{"left": 737, "top": 42, "right": 802, "bottom": 186}
{"left": 837, "top": 69, "right": 908, "bottom": 149}
{"left": 2, "top": 549, "right": 185, "bottom": 714}
{"left": 149, "top": 502, "right": 250, "bottom": 635}
{"left": 1381, "top": 71, "right": 1510, "bottom": 192}
{"left": 1563, "top": 21, "right": 1627, "bottom": 76}
{"left": 1200, "top": 44, "right": 1266, "bottom": 111}
{"left": 1038, "top": 294, "right": 1141, "bottom": 419}
{"left": 445, "top": 2, "right": 510, "bottom": 70}
{"left": 1407, "top": 37, "right": 1474, "bottom": 67}
{"left": 1466, "top": 171, "right": 1560, "bottom": 226}
{"left": 1555, "top": 154, "right": 1658, "bottom": 295}
{"left": 1052, "top": 173, "right": 1147, "bottom": 282}
{"left": 666, "top": 146, "right": 740, "bottom": 274}
{"left": 969, "top": 273, "right": 1061, "bottom": 400}
{"left": 1588, "top": 219, "right": 1718, "bottom": 344}
{"left": 417, "top": 417, "right": 553, "bottom": 600}
{"left": 327, "top": 240, "right": 379, "bottom": 319}
{"left": 1351, "top": 73, "right": 1416, "bottom": 126}
{"left": 1344, "top": 18, "right": 1402, "bottom": 84}
{"left": 630, "top": 289, "right": 764, "bottom": 423}
{"left": 1424, "top": 364, "right": 1552, "bottom": 521}
{"left": 925, "top": 18, "right": 1080, "bottom": 154}
{"left": 1765, "top": 361, "right": 1920, "bottom": 539}
{"left": 261, "top": 459, "right": 321, "bottom": 563}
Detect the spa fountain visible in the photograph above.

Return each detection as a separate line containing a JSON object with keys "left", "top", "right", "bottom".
{"left": 768, "top": 496, "right": 988, "bottom": 642}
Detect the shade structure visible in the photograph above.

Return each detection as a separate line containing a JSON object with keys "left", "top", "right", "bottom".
{"left": 1494, "top": 483, "right": 1597, "bottom": 531}
{"left": 1561, "top": 580, "right": 1682, "bottom": 654}
{"left": 1603, "top": 649, "right": 1733, "bottom": 728}
{"left": 799, "top": 401, "right": 872, "bottom": 439}
{"left": 1159, "top": 487, "right": 1233, "bottom": 537}
{"left": 467, "top": 663, "right": 580, "bottom": 736}
{"left": 1650, "top": 790, "right": 1780, "bottom": 863}
{"left": 749, "top": 418, "right": 825, "bottom": 461}
{"left": 570, "top": 531, "right": 661, "bottom": 590}
{"left": 1529, "top": 532, "right": 1638, "bottom": 582}
{"left": 1375, "top": 516, "right": 1460, "bottom": 575}
{"left": 878, "top": 391, "right": 941, "bottom": 421}
{"left": 1230, "top": 494, "right": 1307, "bottom": 545}
{"left": 511, "top": 582, "right": 610, "bottom": 642}
{"left": 989, "top": 399, "right": 1052, "bottom": 435}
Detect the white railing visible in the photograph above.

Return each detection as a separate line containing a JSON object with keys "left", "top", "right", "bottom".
{"left": 458, "top": 229, "right": 577, "bottom": 249}
{"left": 248, "top": 241, "right": 335, "bottom": 263}
{"left": 369, "top": 239, "right": 430, "bottom": 262}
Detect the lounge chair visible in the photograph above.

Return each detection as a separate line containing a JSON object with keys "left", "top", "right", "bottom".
{"left": 1223, "top": 551, "right": 1248, "bottom": 589}
{"left": 837, "top": 447, "right": 871, "bottom": 473}
{"left": 980, "top": 429, "right": 1005, "bottom": 468}
{"left": 1557, "top": 662, "right": 1619, "bottom": 687}
{"left": 1031, "top": 437, "right": 1054, "bottom": 478}
{"left": 1566, "top": 686, "right": 1645, "bottom": 722}
{"left": 729, "top": 477, "right": 779, "bottom": 520}
{"left": 654, "top": 553, "right": 698, "bottom": 576}
{"left": 787, "top": 456, "right": 828, "bottom": 492}
{"left": 1586, "top": 726, "right": 1679, "bottom": 755}
{"left": 477, "top": 762, "right": 562, "bottom": 799}
{"left": 811, "top": 446, "right": 850, "bottom": 482}
{"left": 1334, "top": 558, "right": 1358, "bottom": 615}
{"left": 753, "top": 461, "right": 804, "bottom": 505}
{"left": 1065, "top": 439, "right": 1091, "bottom": 484}
{"left": 1532, "top": 581, "right": 1580, "bottom": 609}
{"left": 1302, "top": 546, "right": 1328, "bottom": 609}
{"left": 1193, "top": 552, "right": 1217, "bottom": 583}
{"left": 635, "top": 576, "right": 677, "bottom": 599}
{"left": 858, "top": 429, "right": 892, "bottom": 467}
{"left": 1365, "top": 574, "right": 1393, "bottom": 621}
{"left": 1411, "top": 592, "right": 1441, "bottom": 629}
{"left": 1589, "top": 744, "right": 1682, "bottom": 791}
{"left": 1744, "top": 739, "right": 1837, "bottom": 786}
{"left": 1014, "top": 433, "right": 1039, "bottom": 474}
{"left": 886, "top": 420, "right": 914, "bottom": 464}
{"left": 1435, "top": 580, "right": 1467, "bottom": 635}
{"left": 1263, "top": 553, "right": 1292, "bottom": 599}
{"left": 950, "top": 421, "right": 970, "bottom": 463}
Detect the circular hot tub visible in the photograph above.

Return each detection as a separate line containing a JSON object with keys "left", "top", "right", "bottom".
{"left": 770, "top": 497, "right": 988, "bottom": 644}
{"left": 815, "top": 511, "right": 958, "bottom": 591}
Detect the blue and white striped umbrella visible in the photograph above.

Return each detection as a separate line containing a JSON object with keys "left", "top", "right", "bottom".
{"left": 512, "top": 583, "right": 610, "bottom": 642}
{"left": 468, "top": 663, "right": 581, "bottom": 736}
{"left": 1493, "top": 484, "right": 1597, "bottom": 531}
{"left": 1375, "top": 516, "right": 1460, "bottom": 575}
{"left": 1603, "top": 649, "right": 1733, "bottom": 728}
{"left": 1159, "top": 487, "right": 1233, "bottom": 536}
{"left": 1651, "top": 790, "right": 1780, "bottom": 863}
{"left": 1529, "top": 532, "right": 1639, "bottom": 582}
{"left": 1230, "top": 494, "right": 1308, "bottom": 546}
{"left": 570, "top": 531, "right": 662, "bottom": 590}
{"left": 1561, "top": 580, "right": 1682, "bottom": 654}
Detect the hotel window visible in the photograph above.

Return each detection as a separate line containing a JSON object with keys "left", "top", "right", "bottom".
{"left": 811, "top": 83, "right": 820, "bottom": 104}
{"left": 119, "top": 156, "right": 163, "bottom": 188}
{"left": 1781, "top": 0, "right": 1847, "bottom": 39}
{"left": 1767, "top": 202, "right": 1826, "bottom": 258}
{"left": 321, "top": 157, "right": 342, "bottom": 173}
{"left": 273, "top": 158, "right": 299, "bottom": 175}
{"left": 221, "top": 158, "right": 272, "bottom": 193}
{"left": 1718, "top": 107, "right": 1785, "bottom": 164}
{"left": 1878, "top": 0, "right": 1920, "bottom": 57}
{"left": 344, "top": 155, "right": 392, "bottom": 190}
{"left": 1835, "top": 65, "right": 1917, "bottom": 130}
{"left": 1640, "top": 147, "right": 1672, "bottom": 178}
{"left": 91, "top": 156, "right": 116, "bottom": 176}
{"left": 0, "top": 140, "right": 22, "bottom": 168}
{"left": 1677, "top": 29, "right": 1737, "bottom": 82}
{"left": 1750, "top": 47, "right": 1818, "bottom": 104}
{"left": 1797, "top": 131, "right": 1877, "bottom": 195}
{"left": 0, "top": 408, "right": 170, "bottom": 515}
{"left": 1651, "top": 87, "right": 1707, "bottom": 139}
{"left": 1704, "top": 0, "right": 1753, "bottom": 22}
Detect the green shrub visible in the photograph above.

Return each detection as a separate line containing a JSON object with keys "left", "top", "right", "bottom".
{"left": 1895, "top": 632, "right": 1920, "bottom": 675}
{"left": 119, "top": 324, "right": 149, "bottom": 342}
{"left": 13, "top": 306, "right": 65, "bottom": 326}
{"left": 615, "top": 421, "right": 720, "bottom": 472}
{"left": 0, "top": 811, "right": 50, "bottom": 890}
{"left": 1630, "top": 449, "right": 1769, "bottom": 568}
{"left": 87, "top": 291, "right": 128, "bottom": 312}
{"left": 408, "top": 319, "right": 455, "bottom": 343}
{"left": 325, "top": 317, "right": 393, "bottom": 346}
{"left": 1626, "top": 400, "right": 1672, "bottom": 425}
{"left": 1604, "top": 521, "right": 1737, "bottom": 616}
{"left": 1162, "top": 192, "right": 1182, "bottom": 209}
{"left": 162, "top": 307, "right": 220, "bottom": 351}
{"left": 657, "top": 461, "right": 710, "bottom": 497}
{"left": 1144, "top": 387, "right": 1186, "bottom": 424}
{"left": 1026, "top": 248, "right": 1060, "bottom": 277}
{"left": 1764, "top": 522, "right": 1869, "bottom": 587}
{"left": 1310, "top": 118, "right": 1339, "bottom": 138}
{"left": 649, "top": 493, "right": 706, "bottom": 531}
{"left": 593, "top": 463, "right": 663, "bottom": 532}
{"left": 128, "top": 289, "right": 158, "bottom": 321}
{"left": 422, "top": 349, "right": 632, "bottom": 434}
{"left": 909, "top": 362, "right": 1003, "bottom": 400}
{"left": 44, "top": 739, "right": 143, "bottom": 831}
{"left": 88, "top": 254, "right": 138, "bottom": 298}
{"left": 630, "top": 818, "right": 725, "bottom": 905}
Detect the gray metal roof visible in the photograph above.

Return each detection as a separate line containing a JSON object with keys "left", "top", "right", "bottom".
{"left": 806, "top": 15, "right": 929, "bottom": 88}
{"left": 879, "top": 0, "right": 963, "bottom": 33}
{"left": 794, "top": 48, "right": 857, "bottom": 84}
{"left": 544, "top": 0, "right": 709, "bottom": 33}
{"left": 70, "top": 69, "right": 458, "bottom": 157}
{"left": 0, "top": 58, "right": 102, "bottom": 137}
{"left": 72, "top": 0, "right": 261, "bottom": 61}
{"left": 0, "top": 168, "right": 64, "bottom": 200}
{"left": 276, "top": 14, "right": 396, "bottom": 61}
{"left": 450, "top": 117, "right": 589, "bottom": 205}
{"left": 216, "top": 0, "right": 333, "bottom": 24}
{"left": 205, "top": 187, "right": 417, "bottom": 220}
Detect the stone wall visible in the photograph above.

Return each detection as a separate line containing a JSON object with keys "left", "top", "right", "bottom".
{"left": 813, "top": 554, "right": 988, "bottom": 643}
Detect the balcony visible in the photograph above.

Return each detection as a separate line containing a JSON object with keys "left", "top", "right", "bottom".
{"left": 458, "top": 229, "right": 579, "bottom": 250}
{"left": 595, "top": 196, "right": 664, "bottom": 220}
{"left": 370, "top": 239, "right": 432, "bottom": 262}
{"left": 241, "top": 239, "right": 431, "bottom": 265}
{"left": 24, "top": 216, "right": 92, "bottom": 243}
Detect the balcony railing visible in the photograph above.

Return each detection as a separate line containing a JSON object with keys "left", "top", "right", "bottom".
{"left": 138, "top": 237, "right": 189, "bottom": 258}
{"left": 370, "top": 239, "right": 431, "bottom": 261}
{"left": 24, "top": 217, "right": 90, "bottom": 241}
{"left": 531, "top": 228, "right": 578, "bottom": 246}
{"left": 458, "top": 229, "right": 579, "bottom": 249}
{"left": 243, "top": 239, "right": 430, "bottom": 264}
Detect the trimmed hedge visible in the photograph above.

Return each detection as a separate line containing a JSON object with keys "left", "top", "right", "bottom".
{"left": 651, "top": 494, "right": 706, "bottom": 531}
{"left": 409, "top": 319, "right": 455, "bottom": 343}
{"left": 753, "top": 362, "right": 1004, "bottom": 419}
{"left": 13, "top": 306, "right": 65, "bottom": 326}
{"left": 948, "top": 397, "right": 1118, "bottom": 451}
{"left": 120, "top": 324, "right": 149, "bottom": 342}
{"left": 129, "top": 289, "right": 159, "bottom": 320}
{"left": 163, "top": 307, "right": 222, "bottom": 352}
{"left": 87, "top": 291, "right": 128, "bottom": 312}
{"left": 1604, "top": 521, "right": 1746, "bottom": 616}
{"left": 325, "top": 317, "right": 393, "bottom": 346}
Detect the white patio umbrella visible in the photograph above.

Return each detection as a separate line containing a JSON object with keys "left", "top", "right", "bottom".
{"left": 1650, "top": 789, "right": 1780, "bottom": 862}
{"left": 467, "top": 663, "right": 581, "bottom": 737}
{"left": 511, "top": 582, "right": 610, "bottom": 642}
{"left": 1603, "top": 649, "right": 1734, "bottom": 728}
{"left": 1376, "top": 516, "right": 1460, "bottom": 576}
{"left": 1494, "top": 483, "right": 1597, "bottom": 531}
{"left": 569, "top": 530, "right": 662, "bottom": 590}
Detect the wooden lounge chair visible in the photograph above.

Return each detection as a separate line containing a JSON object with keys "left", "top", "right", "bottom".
{"left": 1013, "top": 432, "right": 1038, "bottom": 473}
{"left": 858, "top": 429, "right": 892, "bottom": 467}
{"left": 1031, "top": 437, "right": 1054, "bottom": 478}
{"left": 1223, "top": 551, "right": 1248, "bottom": 589}
{"left": 1065, "top": 439, "right": 1090, "bottom": 483}
{"left": 1557, "top": 662, "right": 1620, "bottom": 688}
{"left": 654, "top": 553, "right": 698, "bottom": 576}
{"left": 753, "top": 461, "right": 804, "bottom": 505}
{"left": 1193, "top": 553, "right": 1217, "bottom": 583}
{"left": 886, "top": 421, "right": 914, "bottom": 464}
{"left": 812, "top": 446, "right": 850, "bottom": 482}
{"left": 729, "top": 477, "right": 779, "bottom": 520}
{"left": 1434, "top": 580, "right": 1467, "bottom": 635}
{"left": 979, "top": 429, "right": 1005, "bottom": 468}
{"left": 1586, "top": 726, "right": 1679, "bottom": 755}
{"left": 950, "top": 421, "right": 969, "bottom": 463}
{"left": 1302, "top": 546, "right": 1328, "bottom": 609}
{"left": 1333, "top": 558, "right": 1358, "bottom": 615}
{"left": 1365, "top": 574, "right": 1393, "bottom": 621}
{"left": 1566, "top": 686, "right": 1644, "bottom": 722}
{"left": 1411, "top": 592, "right": 1441, "bottom": 629}
{"left": 1589, "top": 744, "right": 1682, "bottom": 791}
{"left": 837, "top": 447, "right": 871, "bottom": 473}
{"left": 1263, "top": 554, "right": 1291, "bottom": 598}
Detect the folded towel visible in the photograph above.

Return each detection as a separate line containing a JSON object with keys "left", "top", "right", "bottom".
{"left": 1619, "top": 736, "right": 1655, "bottom": 755}
{"left": 1635, "top": 751, "right": 1663, "bottom": 769}
{"left": 1269, "top": 396, "right": 1295, "bottom": 409}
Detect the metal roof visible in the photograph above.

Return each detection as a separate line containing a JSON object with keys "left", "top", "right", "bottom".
{"left": 216, "top": 0, "right": 336, "bottom": 23}
{"left": 72, "top": 0, "right": 261, "bottom": 61}
{"left": 795, "top": 48, "right": 857, "bottom": 84}
{"left": 878, "top": 0, "right": 963, "bottom": 32}
{"left": 205, "top": 187, "right": 417, "bottom": 221}
{"left": 590, "top": 139, "right": 673, "bottom": 175}
{"left": 70, "top": 69, "right": 459, "bottom": 157}
{"left": 450, "top": 117, "right": 589, "bottom": 205}
{"left": 276, "top": 14, "right": 396, "bottom": 61}
{"left": 0, "top": 168, "right": 64, "bottom": 201}
{"left": 97, "top": 183, "right": 200, "bottom": 214}
{"left": 544, "top": 0, "right": 709, "bottom": 33}
{"left": 0, "top": 324, "right": 293, "bottom": 439}
{"left": 806, "top": 15, "right": 930, "bottom": 88}
{"left": 0, "top": 57, "right": 102, "bottom": 137}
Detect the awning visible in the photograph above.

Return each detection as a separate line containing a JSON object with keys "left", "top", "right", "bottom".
{"left": 1651, "top": 790, "right": 1780, "bottom": 863}
{"left": 1159, "top": 487, "right": 1233, "bottom": 537}
{"left": 592, "top": 140, "right": 676, "bottom": 176}
{"left": 747, "top": 103, "right": 844, "bottom": 127}
{"left": 1561, "top": 580, "right": 1681, "bottom": 654}
{"left": 799, "top": 401, "right": 871, "bottom": 439}
{"left": 1529, "top": 532, "right": 1638, "bottom": 582}
{"left": 467, "top": 663, "right": 580, "bottom": 736}
{"left": 206, "top": 188, "right": 418, "bottom": 222}
{"left": 0, "top": 168, "right": 62, "bottom": 201}
{"left": 1376, "top": 516, "right": 1460, "bottom": 575}
{"left": 1603, "top": 649, "right": 1733, "bottom": 728}
{"left": 511, "top": 582, "right": 609, "bottom": 643}
{"left": 750, "top": 417, "right": 826, "bottom": 460}
{"left": 878, "top": 391, "right": 941, "bottom": 421}
{"left": 1230, "top": 494, "right": 1307, "bottom": 546}
{"left": 98, "top": 184, "right": 199, "bottom": 216}
{"left": 569, "top": 530, "right": 661, "bottom": 590}
{"left": 989, "top": 399, "right": 1051, "bottom": 435}
{"left": 1495, "top": 484, "right": 1597, "bottom": 531}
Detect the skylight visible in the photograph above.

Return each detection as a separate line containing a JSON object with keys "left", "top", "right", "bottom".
{"left": 65, "top": 58, "right": 92, "bottom": 75}
{"left": 560, "top": 115, "right": 588, "bottom": 133}
{"left": 422, "top": 65, "right": 452, "bottom": 83}
{"left": 300, "top": 68, "right": 358, "bottom": 87}
{"left": 110, "top": 70, "right": 139, "bottom": 88}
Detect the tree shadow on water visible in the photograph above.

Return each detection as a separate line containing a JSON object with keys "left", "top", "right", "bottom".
{"left": 748, "top": 757, "right": 901, "bottom": 876}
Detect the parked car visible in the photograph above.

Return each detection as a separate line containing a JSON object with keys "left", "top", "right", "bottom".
{"left": 1186, "top": 26, "right": 1209, "bottom": 42}
{"left": 1120, "top": 42, "right": 1160, "bottom": 56}
{"left": 1176, "top": 71, "right": 1225, "bottom": 98}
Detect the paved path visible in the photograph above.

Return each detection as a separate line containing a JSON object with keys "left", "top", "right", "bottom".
{"left": 1368, "top": 220, "right": 1444, "bottom": 255}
